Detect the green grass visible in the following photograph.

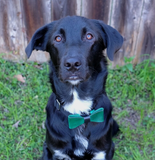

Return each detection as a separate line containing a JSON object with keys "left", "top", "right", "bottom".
{"left": 107, "top": 56, "right": 155, "bottom": 160}
{"left": 0, "top": 58, "right": 50, "bottom": 159}
{"left": 0, "top": 55, "right": 155, "bottom": 160}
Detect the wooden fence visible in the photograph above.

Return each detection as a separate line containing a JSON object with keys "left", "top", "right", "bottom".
{"left": 0, "top": 0, "right": 155, "bottom": 66}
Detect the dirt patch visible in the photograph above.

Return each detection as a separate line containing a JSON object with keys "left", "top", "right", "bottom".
{"left": 124, "top": 108, "right": 140, "bottom": 129}
{"left": 113, "top": 107, "right": 140, "bottom": 129}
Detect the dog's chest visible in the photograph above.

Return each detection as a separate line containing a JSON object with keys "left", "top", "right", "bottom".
{"left": 63, "top": 90, "right": 92, "bottom": 115}
{"left": 74, "top": 125, "right": 88, "bottom": 156}
{"left": 63, "top": 90, "right": 92, "bottom": 156}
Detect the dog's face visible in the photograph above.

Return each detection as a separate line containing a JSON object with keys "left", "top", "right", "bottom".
{"left": 26, "top": 16, "right": 123, "bottom": 85}
{"left": 47, "top": 17, "right": 103, "bottom": 85}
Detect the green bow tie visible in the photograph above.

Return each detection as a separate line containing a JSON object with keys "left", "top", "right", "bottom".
{"left": 68, "top": 108, "right": 104, "bottom": 129}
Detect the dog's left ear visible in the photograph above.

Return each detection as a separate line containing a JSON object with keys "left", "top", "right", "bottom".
{"left": 95, "top": 20, "right": 123, "bottom": 61}
{"left": 25, "top": 22, "right": 56, "bottom": 58}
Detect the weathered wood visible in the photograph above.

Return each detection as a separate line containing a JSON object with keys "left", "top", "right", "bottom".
{"left": 0, "top": 0, "right": 25, "bottom": 61}
{"left": 0, "top": 0, "right": 155, "bottom": 64}
{"left": 81, "top": 0, "right": 111, "bottom": 23}
{"left": 21, "top": 0, "right": 51, "bottom": 62}
{"left": 110, "top": 0, "right": 144, "bottom": 66}
{"left": 21, "top": 0, "right": 51, "bottom": 42}
{"left": 134, "top": 0, "right": 155, "bottom": 63}
{"left": 52, "top": 0, "right": 77, "bottom": 20}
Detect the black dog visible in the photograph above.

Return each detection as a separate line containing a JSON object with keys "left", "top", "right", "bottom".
{"left": 25, "top": 16, "right": 123, "bottom": 160}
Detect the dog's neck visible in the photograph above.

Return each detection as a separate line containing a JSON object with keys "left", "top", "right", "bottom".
{"left": 49, "top": 62, "right": 108, "bottom": 114}
{"left": 63, "top": 89, "right": 93, "bottom": 114}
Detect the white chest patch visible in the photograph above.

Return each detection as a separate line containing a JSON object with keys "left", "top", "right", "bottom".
{"left": 74, "top": 125, "right": 88, "bottom": 156}
{"left": 63, "top": 90, "right": 92, "bottom": 114}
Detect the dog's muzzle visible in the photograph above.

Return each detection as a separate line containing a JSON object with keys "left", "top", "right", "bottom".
{"left": 60, "top": 57, "right": 87, "bottom": 85}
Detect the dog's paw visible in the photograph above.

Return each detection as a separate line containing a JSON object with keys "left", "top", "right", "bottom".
{"left": 53, "top": 156, "right": 71, "bottom": 160}
{"left": 53, "top": 150, "right": 71, "bottom": 160}
{"left": 92, "top": 151, "right": 106, "bottom": 160}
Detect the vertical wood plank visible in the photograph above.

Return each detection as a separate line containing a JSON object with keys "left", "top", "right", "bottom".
{"left": 21, "top": 0, "right": 51, "bottom": 62}
{"left": 134, "top": 0, "right": 155, "bottom": 63}
{"left": 81, "top": 0, "right": 111, "bottom": 23}
{"left": 110, "top": 0, "right": 144, "bottom": 66}
{"left": 0, "top": 0, "right": 25, "bottom": 61}
{"left": 21, "top": 0, "right": 51, "bottom": 42}
{"left": 76, "top": 0, "right": 82, "bottom": 16}
{"left": 52, "top": 0, "right": 77, "bottom": 20}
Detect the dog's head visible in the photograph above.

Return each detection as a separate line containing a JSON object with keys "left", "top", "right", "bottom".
{"left": 26, "top": 16, "right": 123, "bottom": 85}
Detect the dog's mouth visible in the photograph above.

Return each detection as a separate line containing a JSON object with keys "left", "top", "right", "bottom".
{"left": 68, "top": 75, "right": 80, "bottom": 80}
{"left": 60, "top": 64, "right": 90, "bottom": 85}
{"left": 66, "top": 75, "right": 83, "bottom": 85}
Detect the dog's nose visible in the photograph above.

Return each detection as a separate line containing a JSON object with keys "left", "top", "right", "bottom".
{"left": 64, "top": 58, "right": 81, "bottom": 71}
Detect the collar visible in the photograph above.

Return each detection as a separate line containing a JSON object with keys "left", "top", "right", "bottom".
{"left": 54, "top": 98, "right": 65, "bottom": 110}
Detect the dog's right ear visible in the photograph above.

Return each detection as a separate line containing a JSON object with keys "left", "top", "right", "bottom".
{"left": 93, "top": 20, "right": 123, "bottom": 61}
{"left": 25, "top": 22, "right": 55, "bottom": 58}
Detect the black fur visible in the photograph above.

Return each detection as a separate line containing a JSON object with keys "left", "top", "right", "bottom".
{"left": 25, "top": 16, "right": 123, "bottom": 160}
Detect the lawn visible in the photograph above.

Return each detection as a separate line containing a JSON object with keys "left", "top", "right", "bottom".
{"left": 0, "top": 56, "right": 155, "bottom": 160}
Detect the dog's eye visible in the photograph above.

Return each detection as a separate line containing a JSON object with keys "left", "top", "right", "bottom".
{"left": 86, "top": 33, "right": 93, "bottom": 40}
{"left": 55, "top": 36, "right": 62, "bottom": 42}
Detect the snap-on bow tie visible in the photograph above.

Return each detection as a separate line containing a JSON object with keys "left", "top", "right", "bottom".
{"left": 68, "top": 108, "right": 104, "bottom": 129}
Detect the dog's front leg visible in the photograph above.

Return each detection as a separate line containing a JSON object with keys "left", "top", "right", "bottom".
{"left": 41, "top": 142, "right": 53, "bottom": 160}
{"left": 41, "top": 142, "right": 71, "bottom": 160}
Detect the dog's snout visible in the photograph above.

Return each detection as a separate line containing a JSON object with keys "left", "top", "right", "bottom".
{"left": 64, "top": 58, "right": 81, "bottom": 71}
